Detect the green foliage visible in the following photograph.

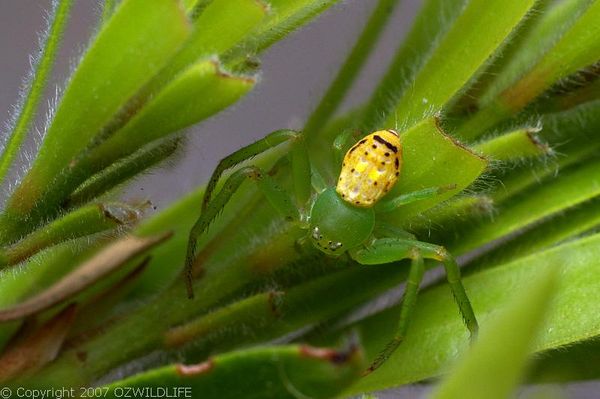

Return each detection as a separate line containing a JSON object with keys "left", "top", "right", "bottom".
{"left": 104, "top": 344, "right": 364, "bottom": 399}
{"left": 0, "top": 0, "right": 74, "bottom": 184}
{"left": 430, "top": 266, "right": 557, "bottom": 399}
{"left": 0, "top": 0, "right": 600, "bottom": 396}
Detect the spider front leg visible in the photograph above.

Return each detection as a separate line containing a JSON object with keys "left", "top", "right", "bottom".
{"left": 375, "top": 184, "right": 457, "bottom": 213}
{"left": 185, "top": 129, "right": 311, "bottom": 298}
{"left": 349, "top": 237, "right": 478, "bottom": 374}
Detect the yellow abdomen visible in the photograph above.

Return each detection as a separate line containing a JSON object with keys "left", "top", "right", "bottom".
{"left": 336, "top": 130, "right": 402, "bottom": 207}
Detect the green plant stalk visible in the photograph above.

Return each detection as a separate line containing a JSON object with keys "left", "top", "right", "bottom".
{"left": 459, "top": 0, "right": 600, "bottom": 140}
{"left": 359, "top": 0, "right": 467, "bottom": 131}
{"left": 0, "top": 0, "right": 74, "bottom": 185}
{"left": 537, "top": 75, "right": 600, "bottom": 113}
{"left": 0, "top": 202, "right": 141, "bottom": 268}
{"left": 149, "top": 0, "right": 267, "bottom": 95}
{"left": 224, "top": 0, "right": 342, "bottom": 63}
{"left": 492, "top": 97, "right": 600, "bottom": 203}
{"left": 408, "top": 195, "right": 493, "bottom": 235}
{"left": 385, "top": 0, "right": 536, "bottom": 128}
{"left": 449, "top": 0, "right": 555, "bottom": 116}
{"left": 21, "top": 252, "right": 409, "bottom": 387}
{"left": 2, "top": 0, "right": 191, "bottom": 239}
{"left": 59, "top": 61, "right": 252, "bottom": 209}
{"left": 425, "top": 100, "right": 600, "bottom": 238}
{"left": 164, "top": 291, "right": 284, "bottom": 349}
{"left": 67, "top": 139, "right": 180, "bottom": 207}
{"left": 88, "top": 60, "right": 254, "bottom": 171}
{"left": 473, "top": 128, "right": 550, "bottom": 162}
{"left": 491, "top": 141, "right": 597, "bottom": 204}
{"left": 177, "top": 263, "right": 416, "bottom": 362}
{"left": 430, "top": 267, "right": 557, "bottom": 399}
{"left": 304, "top": 0, "right": 402, "bottom": 138}
{"left": 465, "top": 196, "right": 600, "bottom": 273}
{"left": 467, "top": 0, "right": 592, "bottom": 115}
{"left": 103, "top": 345, "right": 364, "bottom": 399}
{"left": 78, "top": 0, "right": 266, "bottom": 163}
{"left": 449, "top": 158, "right": 600, "bottom": 255}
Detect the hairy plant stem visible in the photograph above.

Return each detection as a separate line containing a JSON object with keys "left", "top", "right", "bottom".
{"left": 0, "top": 0, "right": 74, "bottom": 185}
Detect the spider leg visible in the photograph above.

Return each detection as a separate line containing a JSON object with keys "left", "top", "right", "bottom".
{"left": 376, "top": 184, "right": 457, "bottom": 213}
{"left": 202, "top": 129, "right": 309, "bottom": 212}
{"left": 186, "top": 130, "right": 311, "bottom": 299}
{"left": 185, "top": 166, "right": 301, "bottom": 298}
{"left": 332, "top": 130, "right": 356, "bottom": 166}
{"left": 349, "top": 237, "right": 478, "bottom": 374}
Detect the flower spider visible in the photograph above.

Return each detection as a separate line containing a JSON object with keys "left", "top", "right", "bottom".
{"left": 184, "top": 128, "right": 478, "bottom": 374}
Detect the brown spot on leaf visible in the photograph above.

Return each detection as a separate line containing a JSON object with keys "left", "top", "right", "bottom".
{"left": 176, "top": 359, "right": 215, "bottom": 376}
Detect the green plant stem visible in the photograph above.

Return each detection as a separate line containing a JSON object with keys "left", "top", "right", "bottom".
{"left": 0, "top": 202, "right": 142, "bottom": 269}
{"left": 359, "top": 0, "right": 467, "bottom": 131}
{"left": 67, "top": 139, "right": 180, "bottom": 207}
{"left": 0, "top": 0, "right": 74, "bottom": 185}
{"left": 304, "top": 0, "right": 402, "bottom": 138}
{"left": 450, "top": 158, "right": 600, "bottom": 255}
{"left": 385, "top": 0, "right": 536, "bottom": 128}
{"left": 224, "top": 0, "right": 342, "bottom": 64}
{"left": 473, "top": 128, "right": 550, "bottom": 162}
{"left": 465, "top": 196, "right": 600, "bottom": 273}
{"left": 459, "top": 0, "right": 600, "bottom": 140}
{"left": 164, "top": 291, "right": 284, "bottom": 348}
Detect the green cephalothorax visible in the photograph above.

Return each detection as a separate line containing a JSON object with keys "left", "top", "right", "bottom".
{"left": 309, "top": 188, "right": 375, "bottom": 255}
{"left": 186, "top": 125, "right": 479, "bottom": 375}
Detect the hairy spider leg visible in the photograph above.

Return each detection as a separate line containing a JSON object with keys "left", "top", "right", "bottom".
{"left": 350, "top": 237, "right": 478, "bottom": 374}
{"left": 201, "top": 129, "right": 310, "bottom": 213}
{"left": 332, "top": 130, "right": 356, "bottom": 166}
{"left": 375, "top": 184, "right": 458, "bottom": 213}
{"left": 186, "top": 130, "right": 310, "bottom": 298}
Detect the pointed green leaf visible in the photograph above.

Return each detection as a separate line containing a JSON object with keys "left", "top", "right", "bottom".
{"left": 87, "top": 60, "right": 255, "bottom": 172}
{"left": 153, "top": 0, "right": 268, "bottom": 91}
{"left": 465, "top": 196, "right": 600, "bottom": 272}
{"left": 385, "top": 0, "right": 536, "bottom": 127}
{"left": 450, "top": 158, "right": 600, "bottom": 255}
{"left": 226, "top": 0, "right": 341, "bottom": 61}
{"left": 67, "top": 139, "right": 180, "bottom": 206}
{"left": 360, "top": 0, "right": 467, "bottom": 130}
{"left": 0, "top": 202, "right": 143, "bottom": 268}
{"left": 460, "top": 0, "right": 600, "bottom": 139}
{"left": 6, "top": 0, "right": 191, "bottom": 216}
{"left": 430, "top": 268, "right": 557, "bottom": 399}
{"left": 473, "top": 128, "right": 550, "bottom": 162}
{"left": 0, "top": 0, "right": 74, "bottom": 185}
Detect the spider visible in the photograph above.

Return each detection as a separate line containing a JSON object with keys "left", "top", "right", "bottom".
{"left": 184, "top": 127, "right": 478, "bottom": 374}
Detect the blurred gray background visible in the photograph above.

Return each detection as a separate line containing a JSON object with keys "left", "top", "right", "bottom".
{"left": 0, "top": 1, "right": 597, "bottom": 398}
